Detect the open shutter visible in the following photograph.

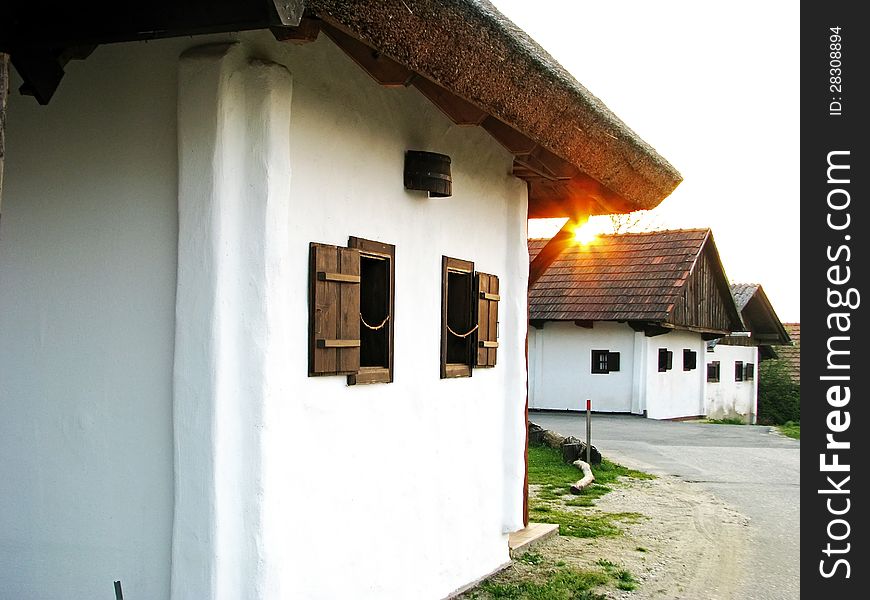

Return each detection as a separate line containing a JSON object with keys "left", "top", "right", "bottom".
{"left": 475, "top": 272, "right": 500, "bottom": 367}
{"left": 309, "top": 242, "right": 361, "bottom": 375}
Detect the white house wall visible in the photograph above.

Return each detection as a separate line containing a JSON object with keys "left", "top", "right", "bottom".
{"left": 0, "top": 40, "right": 180, "bottom": 600}
{"left": 705, "top": 345, "right": 759, "bottom": 423}
{"left": 643, "top": 330, "right": 707, "bottom": 420}
{"left": 528, "top": 323, "right": 710, "bottom": 420}
{"left": 0, "top": 30, "right": 528, "bottom": 600}
{"left": 529, "top": 321, "right": 637, "bottom": 413}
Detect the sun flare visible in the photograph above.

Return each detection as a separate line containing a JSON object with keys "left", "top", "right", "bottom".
{"left": 572, "top": 221, "right": 600, "bottom": 245}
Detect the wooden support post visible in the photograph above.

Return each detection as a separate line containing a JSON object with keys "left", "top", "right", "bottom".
{"left": 1, "top": 52, "right": 8, "bottom": 217}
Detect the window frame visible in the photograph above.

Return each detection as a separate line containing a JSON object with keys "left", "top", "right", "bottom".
{"left": 591, "top": 349, "right": 620, "bottom": 374}
{"left": 735, "top": 360, "right": 745, "bottom": 382}
{"left": 683, "top": 349, "right": 697, "bottom": 371}
{"left": 441, "top": 256, "right": 475, "bottom": 379}
{"left": 745, "top": 362, "right": 755, "bottom": 381}
{"left": 707, "top": 361, "right": 721, "bottom": 382}
{"left": 658, "top": 348, "right": 673, "bottom": 372}
{"left": 348, "top": 237, "right": 395, "bottom": 385}
{"left": 591, "top": 349, "right": 609, "bottom": 374}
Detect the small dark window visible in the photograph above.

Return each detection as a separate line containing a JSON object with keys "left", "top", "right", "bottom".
{"left": 683, "top": 349, "right": 697, "bottom": 371}
{"left": 591, "top": 350, "right": 621, "bottom": 374}
{"left": 441, "top": 257, "right": 475, "bottom": 378}
{"left": 591, "top": 350, "right": 608, "bottom": 374}
{"left": 349, "top": 237, "right": 395, "bottom": 385}
{"left": 658, "top": 348, "right": 673, "bottom": 372}
{"left": 745, "top": 363, "right": 755, "bottom": 380}
{"left": 707, "top": 361, "right": 720, "bottom": 382}
{"left": 440, "top": 257, "right": 501, "bottom": 377}
{"left": 309, "top": 238, "right": 395, "bottom": 383}
{"left": 735, "top": 361, "right": 744, "bottom": 382}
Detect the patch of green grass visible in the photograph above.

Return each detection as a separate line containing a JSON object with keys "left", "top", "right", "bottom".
{"left": 527, "top": 445, "right": 650, "bottom": 538}
{"left": 614, "top": 569, "right": 638, "bottom": 591}
{"left": 480, "top": 569, "right": 608, "bottom": 600}
{"left": 528, "top": 445, "right": 653, "bottom": 505}
{"left": 518, "top": 552, "right": 544, "bottom": 566}
{"left": 704, "top": 417, "right": 747, "bottom": 425}
{"left": 595, "top": 559, "right": 639, "bottom": 592}
{"left": 777, "top": 421, "right": 801, "bottom": 439}
{"left": 533, "top": 509, "right": 644, "bottom": 538}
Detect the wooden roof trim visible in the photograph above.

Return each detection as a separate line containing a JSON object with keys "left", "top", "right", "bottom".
{"left": 742, "top": 285, "right": 791, "bottom": 345}
{"left": 309, "top": 0, "right": 682, "bottom": 213}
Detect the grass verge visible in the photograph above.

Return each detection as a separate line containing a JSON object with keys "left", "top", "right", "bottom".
{"left": 528, "top": 444, "right": 651, "bottom": 537}
{"left": 464, "top": 553, "right": 640, "bottom": 599}
{"left": 777, "top": 421, "right": 801, "bottom": 439}
{"left": 703, "top": 417, "right": 747, "bottom": 425}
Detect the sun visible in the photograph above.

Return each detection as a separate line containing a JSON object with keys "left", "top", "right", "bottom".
{"left": 572, "top": 221, "right": 600, "bottom": 245}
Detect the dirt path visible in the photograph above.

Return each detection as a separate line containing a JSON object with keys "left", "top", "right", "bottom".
{"left": 461, "top": 471, "right": 752, "bottom": 599}
{"left": 582, "top": 473, "right": 752, "bottom": 599}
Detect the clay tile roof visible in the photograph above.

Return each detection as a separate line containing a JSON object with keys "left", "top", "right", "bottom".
{"left": 772, "top": 323, "right": 801, "bottom": 383}
{"left": 529, "top": 229, "right": 710, "bottom": 322}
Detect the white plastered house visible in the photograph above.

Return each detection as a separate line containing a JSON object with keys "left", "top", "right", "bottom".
{"left": 0, "top": 1, "right": 681, "bottom": 598}
{"left": 528, "top": 229, "right": 742, "bottom": 420}
{"left": 705, "top": 283, "right": 791, "bottom": 423}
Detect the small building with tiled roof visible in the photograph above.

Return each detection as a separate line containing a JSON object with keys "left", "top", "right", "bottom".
{"left": 528, "top": 229, "right": 742, "bottom": 420}
{"left": 705, "top": 284, "right": 792, "bottom": 422}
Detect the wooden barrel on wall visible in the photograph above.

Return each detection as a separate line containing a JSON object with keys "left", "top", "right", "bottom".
{"left": 404, "top": 150, "right": 452, "bottom": 197}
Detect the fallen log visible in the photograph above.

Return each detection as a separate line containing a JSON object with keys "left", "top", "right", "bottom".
{"left": 569, "top": 459, "right": 595, "bottom": 494}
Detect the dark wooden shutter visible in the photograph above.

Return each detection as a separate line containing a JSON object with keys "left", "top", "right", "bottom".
{"left": 475, "top": 272, "right": 500, "bottom": 367}
{"left": 608, "top": 351, "right": 620, "bottom": 372}
{"left": 309, "top": 242, "right": 361, "bottom": 376}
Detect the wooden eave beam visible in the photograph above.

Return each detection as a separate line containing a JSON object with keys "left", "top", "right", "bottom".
{"left": 528, "top": 218, "right": 581, "bottom": 288}
{"left": 526, "top": 174, "right": 627, "bottom": 219}
{"left": 411, "top": 76, "right": 487, "bottom": 126}
{"left": 316, "top": 18, "right": 634, "bottom": 220}
{"left": 2, "top": 0, "right": 303, "bottom": 104}
{"left": 271, "top": 17, "right": 321, "bottom": 44}
{"left": 321, "top": 23, "right": 414, "bottom": 87}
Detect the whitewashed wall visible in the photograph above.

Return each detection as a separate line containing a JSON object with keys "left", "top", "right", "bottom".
{"left": 529, "top": 321, "right": 636, "bottom": 413}
{"left": 642, "top": 330, "right": 707, "bottom": 420}
{"left": 0, "top": 30, "right": 528, "bottom": 600}
{"left": 0, "top": 41, "right": 179, "bottom": 600}
{"left": 705, "top": 345, "right": 759, "bottom": 423}
{"left": 529, "top": 323, "right": 708, "bottom": 420}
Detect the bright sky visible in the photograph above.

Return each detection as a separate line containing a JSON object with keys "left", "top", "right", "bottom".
{"left": 492, "top": 0, "right": 800, "bottom": 322}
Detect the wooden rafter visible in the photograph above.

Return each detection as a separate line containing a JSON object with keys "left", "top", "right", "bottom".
{"left": 411, "top": 76, "right": 487, "bottom": 126}
{"left": 321, "top": 23, "right": 413, "bottom": 88}
{"left": 271, "top": 17, "right": 321, "bottom": 44}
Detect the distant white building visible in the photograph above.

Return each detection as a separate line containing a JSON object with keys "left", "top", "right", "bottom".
{"left": 528, "top": 229, "right": 743, "bottom": 420}
{"left": 705, "top": 284, "right": 791, "bottom": 423}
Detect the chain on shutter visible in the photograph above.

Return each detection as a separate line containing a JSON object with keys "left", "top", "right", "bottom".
{"left": 475, "top": 272, "right": 500, "bottom": 367}
{"left": 309, "top": 242, "right": 361, "bottom": 375}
